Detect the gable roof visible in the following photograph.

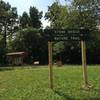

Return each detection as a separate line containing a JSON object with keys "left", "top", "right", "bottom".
{"left": 6, "top": 52, "right": 27, "bottom": 56}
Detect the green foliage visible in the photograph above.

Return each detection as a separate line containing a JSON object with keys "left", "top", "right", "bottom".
{"left": 53, "top": 42, "right": 65, "bottom": 56}
{"left": 19, "top": 6, "right": 42, "bottom": 27}
{"left": 20, "top": 12, "right": 30, "bottom": 28}
{"left": 0, "top": 0, "right": 100, "bottom": 65}
{"left": 0, "top": 66, "right": 100, "bottom": 99}
{"left": 11, "top": 28, "right": 48, "bottom": 64}
{"left": 20, "top": 6, "right": 42, "bottom": 29}
{"left": 0, "top": 0, "right": 11, "bottom": 17}
{"left": 0, "top": 34, "right": 5, "bottom": 65}
{"left": 29, "top": 6, "right": 42, "bottom": 28}
{"left": 0, "top": 0, "right": 18, "bottom": 65}
{"left": 0, "top": 1, "right": 18, "bottom": 33}
{"left": 45, "top": 3, "right": 69, "bottom": 28}
{"left": 70, "top": 0, "right": 98, "bottom": 29}
{"left": 45, "top": 1, "right": 100, "bottom": 64}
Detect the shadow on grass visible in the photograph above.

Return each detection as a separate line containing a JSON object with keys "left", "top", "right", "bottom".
{"left": 54, "top": 88, "right": 100, "bottom": 100}
{"left": 89, "top": 98, "right": 100, "bottom": 100}
{"left": 0, "top": 67, "right": 14, "bottom": 71}
{"left": 88, "top": 87, "right": 100, "bottom": 100}
{"left": 54, "top": 90, "right": 77, "bottom": 100}
{"left": 0, "top": 65, "right": 46, "bottom": 71}
{"left": 93, "top": 87, "right": 100, "bottom": 95}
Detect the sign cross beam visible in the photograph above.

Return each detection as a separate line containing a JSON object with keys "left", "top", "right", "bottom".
{"left": 44, "top": 29, "right": 89, "bottom": 41}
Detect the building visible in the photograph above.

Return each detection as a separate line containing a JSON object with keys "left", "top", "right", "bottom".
{"left": 6, "top": 52, "right": 28, "bottom": 65}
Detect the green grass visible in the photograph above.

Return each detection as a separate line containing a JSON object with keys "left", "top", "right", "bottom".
{"left": 0, "top": 65, "right": 100, "bottom": 100}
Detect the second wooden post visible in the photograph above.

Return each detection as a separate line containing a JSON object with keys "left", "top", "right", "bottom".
{"left": 81, "top": 40, "right": 88, "bottom": 87}
{"left": 48, "top": 41, "right": 53, "bottom": 89}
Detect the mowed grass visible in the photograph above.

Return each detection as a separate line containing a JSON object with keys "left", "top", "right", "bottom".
{"left": 0, "top": 65, "right": 100, "bottom": 100}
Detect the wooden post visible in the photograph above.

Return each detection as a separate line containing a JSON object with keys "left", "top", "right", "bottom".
{"left": 48, "top": 41, "right": 53, "bottom": 89}
{"left": 81, "top": 40, "right": 88, "bottom": 87}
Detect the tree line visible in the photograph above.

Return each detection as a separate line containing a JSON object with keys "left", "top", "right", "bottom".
{"left": 0, "top": 0, "right": 100, "bottom": 66}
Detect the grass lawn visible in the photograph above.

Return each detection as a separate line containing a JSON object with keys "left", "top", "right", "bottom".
{"left": 0, "top": 65, "right": 100, "bottom": 100}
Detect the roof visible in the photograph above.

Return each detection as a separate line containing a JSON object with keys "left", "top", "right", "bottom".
{"left": 6, "top": 52, "right": 27, "bottom": 56}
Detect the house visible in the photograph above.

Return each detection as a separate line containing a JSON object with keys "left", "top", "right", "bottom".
{"left": 6, "top": 52, "right": 28, "bottom": 65}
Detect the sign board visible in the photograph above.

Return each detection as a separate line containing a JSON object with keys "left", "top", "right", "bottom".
{"left": 44, "top": 29, "right": 89, "bottom": 41}
{"left": 45, "top": 29, "right": 90, "bottom": 89}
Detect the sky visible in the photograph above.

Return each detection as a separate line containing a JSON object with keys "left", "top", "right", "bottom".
{"left": 3, "top": 0, "right": 66, "bottom": 28}
{"left": 4, "top": 0, "right": 52, "bottom": 15}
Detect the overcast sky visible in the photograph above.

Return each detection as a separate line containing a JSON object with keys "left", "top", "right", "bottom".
{"left": 3, "top": 0, "right": 66, "bottom": 28}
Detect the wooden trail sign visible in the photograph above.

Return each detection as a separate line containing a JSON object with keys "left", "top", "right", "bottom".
{"left": 44, "top": 29, "right": 89, "bottom": 41}
{"left": 45, "top": 28, "right": 90, "bottom": 89}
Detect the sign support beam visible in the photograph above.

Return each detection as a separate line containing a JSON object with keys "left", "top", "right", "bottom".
{"left": 48, "top": 41, "right": 53, "bottom": 89}
{"left": 81, "top": 40, "right": 88, "bottom": 87}
{"left": 45, "top": 29, "right": 90, "bottom": 89}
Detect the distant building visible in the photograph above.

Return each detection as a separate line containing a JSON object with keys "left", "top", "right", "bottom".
{"left": 6, "top": 52, "right": 28, "bottom": 65}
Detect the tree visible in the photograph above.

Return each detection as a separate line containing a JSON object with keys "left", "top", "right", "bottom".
{"left": 0, "top": 0, "right": 18, "bottom": 65}
{"left": 45, "top": 1, "right": 100, "bottom": 64}
{"left": 29, "top": 6, "right": 42, "bottom": 28}
{"left": 45, "top": 3, "right": 70, "bottom": 64}
{"left": 20, "top": 6, "right": 43, "bottom": 29}
{"left": 70, "top": 0, "right": 100, "bottom": 64}
{"left": 20, "top": 12, "right": 30, "bottom": 28}
{"left": 45, "top": 2, "right": 69, "bottom": 28}
{"left": 12, "top": 28, "right": 48, "bottom": 64}
{"left": 67, "top": 0, "right": 99, "bottom": 29}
